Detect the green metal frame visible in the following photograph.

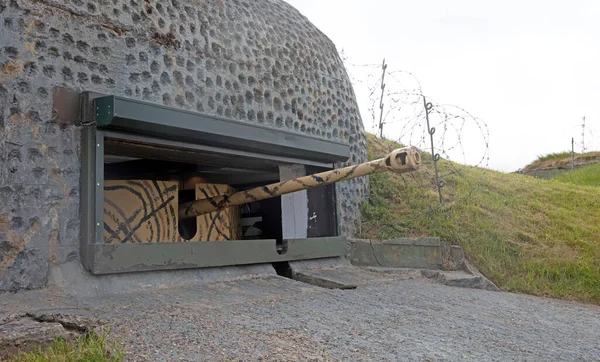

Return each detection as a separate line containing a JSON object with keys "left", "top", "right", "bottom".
{"left": 80, "top": 94, "right": 349, "bottom": 275}
{"left": 87, "top": 237, "right": 347, "bottom": 274}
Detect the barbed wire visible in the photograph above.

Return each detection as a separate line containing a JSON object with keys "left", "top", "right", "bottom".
{"left": 340, "top": 55, "right": 493, "bottom": 237}
{"left": 577, "top": 122, "right": 598, "bottom": 154}
{"left": 342, "top": 59, "right": 491, "bottom": 167}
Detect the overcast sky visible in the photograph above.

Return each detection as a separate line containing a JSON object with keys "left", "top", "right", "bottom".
{"left": 284, "top": 0, "right": 600, "bottom": 172}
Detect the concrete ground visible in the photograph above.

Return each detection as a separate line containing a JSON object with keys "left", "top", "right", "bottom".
{"left": 1, "top": 267, "right": 600, "bottom": 361}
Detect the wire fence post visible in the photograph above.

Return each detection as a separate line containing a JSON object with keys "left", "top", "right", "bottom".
{"left": 571, "top": 137, "right": 575, "bottom": 171}
{"left": 581, "top": 116, "right": 586, "bottom": 153}
{"left": 424, "top": 96, "right": 444, "bottom": 206}
{"left": 378, "top": 59, "right": 387, "bottom": 138}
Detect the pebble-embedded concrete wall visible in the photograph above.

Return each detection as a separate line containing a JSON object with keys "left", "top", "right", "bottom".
{"left": 0, "top": 0, "right": 369, "bottom": 291}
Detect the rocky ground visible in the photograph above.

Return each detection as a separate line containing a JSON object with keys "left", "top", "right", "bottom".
{"left": 1, "top": 267, "right": 599, "bottom": 361}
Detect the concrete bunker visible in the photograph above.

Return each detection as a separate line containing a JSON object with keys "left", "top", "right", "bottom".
{"left": 0, "top": 0, "right": 374, "bottom": 291}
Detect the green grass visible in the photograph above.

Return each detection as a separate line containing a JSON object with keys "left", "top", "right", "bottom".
{"left": 523, "top": 150, "right": 600, "bottom": 171}
{"left": 535, "top": 151, "right": 573, "bottom": 163}
{"left": 552, "top": 163, "right": 600, "bottom": 187}
{"left": 361, "top": 133, "right": 600, "bottom": 304}
{"left": 5, "top": 330, "right": 124, "bottom": 362}
{"left": 523, "top": 151, "right": 572, "bottom": 170}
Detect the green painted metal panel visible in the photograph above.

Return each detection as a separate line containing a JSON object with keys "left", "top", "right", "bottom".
{"left": 93, "top": 95, "right": 350, "bottom": 163}
{"left": 79, "top": 126, "right": 95, "bottom": 271}
{"left": 90, "top": 237, "right": 348, "bottom": 274}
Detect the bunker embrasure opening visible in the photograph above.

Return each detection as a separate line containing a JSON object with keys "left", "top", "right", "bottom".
{"left": 78, "top": 94, "right": 417, "bottom": 275}
{"left": 102, "top": 138, "right": 287, "bottom": 244}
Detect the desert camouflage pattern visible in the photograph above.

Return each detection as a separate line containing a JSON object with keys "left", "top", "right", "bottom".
{"left": 104, "top": 181, "right": 241, "bottom": 243}
{"left": 180, "top": 146, "right": 421, "bottom": 220}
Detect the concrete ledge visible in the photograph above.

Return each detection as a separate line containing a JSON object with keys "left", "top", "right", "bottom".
{"left": 345, "top": 237, "right": 500, "bottom": 291}
{"left": 49, "top": 259, "right": 277, "bottom": 298}
{"left": 381, "top": 237, "right": 441, "bottom": 247}
{"left": 348, "top": 238, "right": 443, "bottom": 269}
{"left": 364, "top": 267, "right": 500, "bottom": 292}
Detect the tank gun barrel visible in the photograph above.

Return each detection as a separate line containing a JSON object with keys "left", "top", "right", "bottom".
{"left": 179, "top": 146, "right": 421, "bottom": 220}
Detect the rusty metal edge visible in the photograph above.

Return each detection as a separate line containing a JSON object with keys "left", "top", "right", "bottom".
{"left": 52, "top": 87, "right": 81, "bottom": 125}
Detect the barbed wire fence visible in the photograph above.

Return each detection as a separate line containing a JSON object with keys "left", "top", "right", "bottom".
{"left": 567, "top": 118, "right": 599, "bottom": 171}
{"left": 576, "top": 116, "right": 599, "bottom": 155}
{"left": 339, "top": 52, "right": 492, "bottom": 238}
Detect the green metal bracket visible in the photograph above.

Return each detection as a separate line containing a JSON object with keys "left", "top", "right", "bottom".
{"left": 94, "top": 96, "right": 116, "bottom": 126}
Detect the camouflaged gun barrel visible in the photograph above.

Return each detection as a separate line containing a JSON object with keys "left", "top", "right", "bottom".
{"left": 179, "top": 146, "right": 421, "bottom": 220}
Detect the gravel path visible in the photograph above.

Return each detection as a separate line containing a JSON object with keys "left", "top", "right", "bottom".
{"left": 2, "top": 271, "right": 600, "bottom": 361}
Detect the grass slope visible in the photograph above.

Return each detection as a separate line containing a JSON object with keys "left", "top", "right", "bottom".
{"left": 553, "top": 162, "right": 600, "bottom": 187}
{"left": 361, "top": 133, "right": 600, "bottom": 304}
{"left": 523, "top": 151, "right": 600, "bottom": 171}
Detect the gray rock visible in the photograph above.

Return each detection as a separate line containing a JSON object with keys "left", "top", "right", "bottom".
{"left": 0, "top": 315, "right": 78, "bottom": 358}
{"left": 0, "top": 312, "right": 104, "bottom": 358}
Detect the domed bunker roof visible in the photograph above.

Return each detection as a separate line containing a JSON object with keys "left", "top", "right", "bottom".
{"left": 3, "top": 0, "right": 367, "bottom": 149}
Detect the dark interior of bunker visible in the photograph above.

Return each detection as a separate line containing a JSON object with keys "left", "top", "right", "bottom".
{"left": 102, "top": 131, "right": 336, "bottom": 246}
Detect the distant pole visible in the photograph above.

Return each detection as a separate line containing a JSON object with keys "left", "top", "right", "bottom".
{"left": 378, "top": 59, "right": 387, "bottom": 138}
{"left": 581, "top": 116, "right": 586, "bottom": 153}
{"left": 571, "top": 137, "right": 575, "bottom": 171}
